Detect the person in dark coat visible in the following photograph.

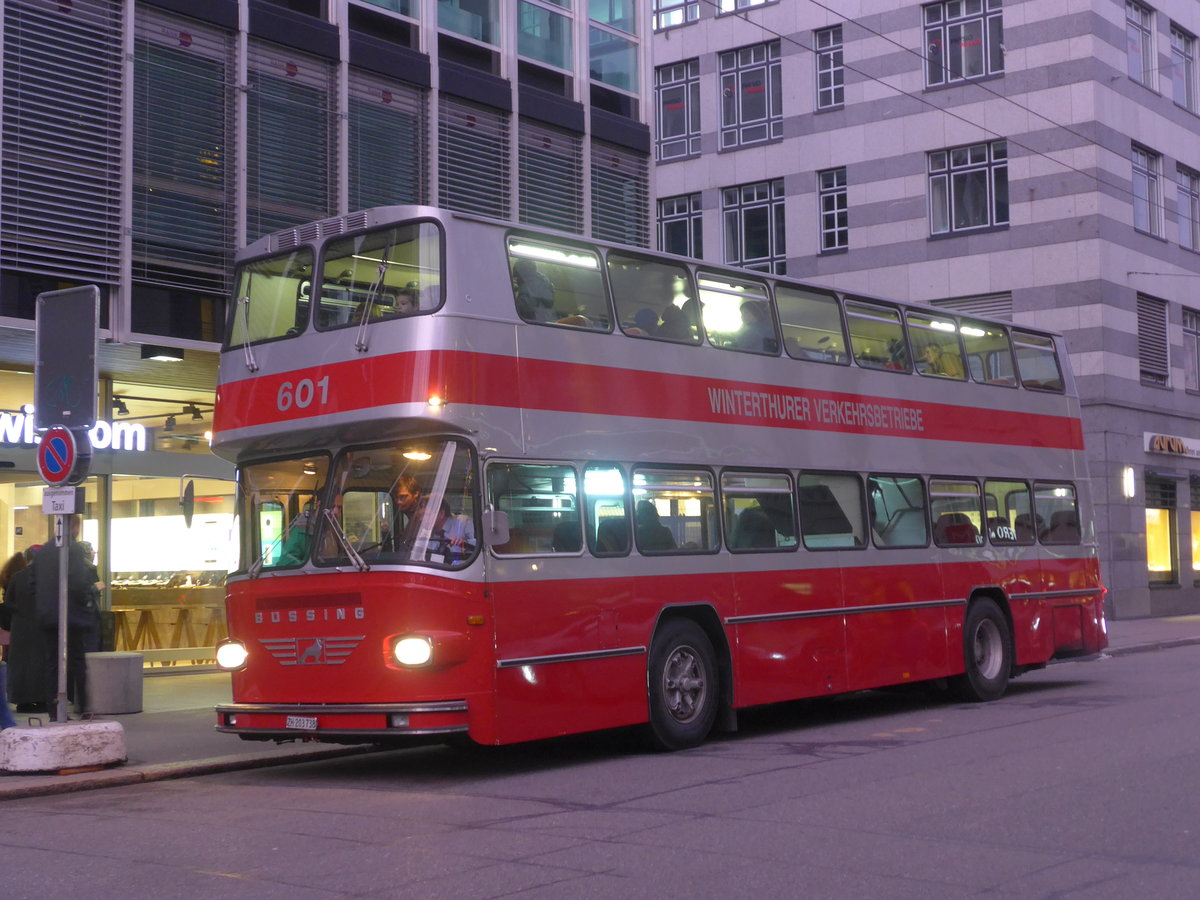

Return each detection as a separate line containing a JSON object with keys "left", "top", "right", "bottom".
{"left": 35, "top": 518, "right": 101, "bottom": 716}
{"left": 1, "top": 548, "right": 47, "bottom": 712}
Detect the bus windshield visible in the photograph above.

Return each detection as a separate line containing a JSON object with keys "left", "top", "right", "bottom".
{"left": 238, "top": 453, "right": 331, "bottom": 573}
{"left": 315, "top": 439, "right": 478, "bottom": 569}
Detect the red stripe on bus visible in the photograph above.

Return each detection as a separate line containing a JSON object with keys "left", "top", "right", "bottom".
{"left": 214, "top": 349, "right": 1084, "bottom": 450}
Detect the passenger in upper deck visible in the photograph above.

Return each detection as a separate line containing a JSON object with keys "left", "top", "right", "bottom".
{"left": 919, "top": 341, "right": 965, "bottom": 378}
{"left": 513, "top": 259, "right": 557, "bottom": 322}
{"left": 735, "top": 301, "right": 778, "bottom": 353}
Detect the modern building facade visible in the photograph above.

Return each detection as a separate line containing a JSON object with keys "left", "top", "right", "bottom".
{"left": 0, "top": 0, "right": 652, "bottom": 665}
{"left": 652, "top": 0, "right": 1200, "bottom": 618}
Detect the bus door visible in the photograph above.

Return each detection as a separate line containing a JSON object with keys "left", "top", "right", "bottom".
{"left": 982, "top": 478, "right": 1053, "bottom": 662}
{"left": 725, "top": 472, "right": 847, "bottom": 704}
{"left": 844, "top": 474, "right": 950, "bottom": 691}
{"left": 485, "top": 461, "right": 645, "bottom": 742}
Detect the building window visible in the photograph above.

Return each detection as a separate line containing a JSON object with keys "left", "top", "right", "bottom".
{"left": 347, "top": 70, "right": 427, "bottom": 211}
{"left": 1191, "top": 479, "right": 1200, "bottom": 584}
{"left": 815, "top": 25, "right": 844, "bottom": 109}
{"left": 819, "top": 167, "right": 848, "bottom": 252}
{"left": 656, "top": 60, "right": 701, "bottom": 161}
{"left": 925, "top": 0, "right": 1004, "bottom": 87}
{"left": 719, "top": 41, "right": 782, "bottom": 150}
{"left": 654, "top": 0, "right": 699, "bottom": 30}
{"left": 1171, "top": 25, "right": 1196, "bottom": 110}
{"left": 439, "top": 96, "right": 511, "bottom": 220}
{"left": 517, "top": 0, "right": 573, "bottom": 71}
{"left": 718, "top": 0, "right": 776, "bottom": 11}
{"left": 1137, "top": 293, "right": 1169, "bottom": 386}
{"left": 928, "top": 140, "right": 1008, "bottom": 235}
{"left": 722, "top": 179, "right": 786, "bottom": 274}
{"left": 1183, "top": 307, "right": 1200, "bottom": 391}
{"left": 659, "top": 193, "right": 703, "bottom": 257}
{"left": 439, "top": 0, "right": 498, "bottom": 45}
{"left": 1146, "top": 477, "right": 1177, "bottom": 586}
{"left": 1133, "top": 145, "right": 1162, "bottom": 236}
{"left": 1127, "top": 1, "right": 1155, "bottom": 86}
{"left": 592, "top": 140, "right": 650, "bottom": 247}
{"left": 519, "top": 119, "right": 583, "bottom": 233}
{"left": 1179, "top": 166, "right": 1200, "bottom": 251}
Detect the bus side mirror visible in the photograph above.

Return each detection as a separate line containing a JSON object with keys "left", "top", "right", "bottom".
{"left": 481, "top": 509, "right": 509, "bottom": 546}
{"left": 180, "top": 479, "right": 195, "bottom": 528}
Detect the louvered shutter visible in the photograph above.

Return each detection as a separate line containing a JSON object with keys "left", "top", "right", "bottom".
{"left": 438, "top": 96, "right": 510, "bottom": 219}
{"left": 931, "top": 292, "right": 1013, "bottom": 321}
{"left": 591, "top": 140, "right": 649, "bottom": 247}
{"left": 348, "top": 69, "right": 428, "bottom": 211}
{"left": 1138, "top": 294, "right": 1170, "bottom": 386}
{"left": 132, "top": 9, "right": 235, "bottom": 295}
{"left": 1, "top": 0, "right": 123, "bottom": 282}
{"left": 246, "top": 40, "right": 337, "bottom": 242}
{"left": 518, "top": 119, "right": 582, "bottom": 233}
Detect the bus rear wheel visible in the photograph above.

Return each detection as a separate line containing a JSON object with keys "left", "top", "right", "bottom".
{"left": 951, "top": 597, "right": 1011, "bottom": 702}
{"left": 646, "top": 619, "right": 719, "bottom": 751}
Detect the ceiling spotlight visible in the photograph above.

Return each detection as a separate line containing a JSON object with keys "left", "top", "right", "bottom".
{"left": 113, "top": 398, "right": 129, "bottom": 416}
{"left": 141, "top": 344, "right": 184, "bottom": 362}
{"left": 164, "top": 415, "right": 176, "bottom": 432}
{"left": 186, "top": 403, "right": 204, "bottom": 421}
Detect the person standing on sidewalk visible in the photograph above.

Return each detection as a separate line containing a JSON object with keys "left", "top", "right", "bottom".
{"left": 0, "top": 550, "right": 26, "bottom": 729}
{"left": 34, "top": 517, "right": 101, "bottom": 716}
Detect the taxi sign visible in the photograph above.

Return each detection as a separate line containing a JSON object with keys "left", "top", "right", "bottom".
{"left": 37, "top": 425, "right": 91, "bottom": 486}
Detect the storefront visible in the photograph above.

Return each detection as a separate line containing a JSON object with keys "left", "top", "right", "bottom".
{"left": 0, "top": 369, "right": 235, "bottom": 669}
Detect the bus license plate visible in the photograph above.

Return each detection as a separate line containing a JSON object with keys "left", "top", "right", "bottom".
{"left": 286, "top": 715, "right": 318, "bottom": 731}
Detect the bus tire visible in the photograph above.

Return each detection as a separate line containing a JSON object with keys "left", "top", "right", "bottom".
{"left": 646, "top": 619, "right": 719, "bottom": 751}
{"left": 951, "top": 597, "right": 1011, "bottom": 702}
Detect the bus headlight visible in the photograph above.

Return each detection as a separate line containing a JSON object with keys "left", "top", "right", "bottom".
{"left": 215, "top": 639, "right": 249, "bottom": 670}
{"left": 392, "top": 635, "right": 434, "bottom": 667}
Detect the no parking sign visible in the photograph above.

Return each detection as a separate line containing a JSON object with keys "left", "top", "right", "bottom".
{"left": 37, "top": 424, "right": 91, "bottom": 487}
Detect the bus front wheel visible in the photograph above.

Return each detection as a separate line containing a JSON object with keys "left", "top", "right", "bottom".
{"left": 951, "top": 598, "right": 1011, "bottom": 702}
{"left": 646, "top": 619, "right": 719, "bottom": 751}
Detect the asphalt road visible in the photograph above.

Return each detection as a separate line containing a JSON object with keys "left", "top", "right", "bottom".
{"left": 2, "top": 647, "right": 1198, "bottom": 899}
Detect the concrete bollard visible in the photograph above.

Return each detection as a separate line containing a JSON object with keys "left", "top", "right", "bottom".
{"left": 86, "top": 652, "right": 144, "bottom": 715}
{"left": 0, "top": 720, "right": 126, "bottom": 773}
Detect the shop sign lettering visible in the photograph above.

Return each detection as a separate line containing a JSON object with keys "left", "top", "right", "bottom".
{"left": 0, "top": 405, "right": 146, "bottom": 452}
{"left": 1144, "top": 432, "right": 1200, "bottom": 458}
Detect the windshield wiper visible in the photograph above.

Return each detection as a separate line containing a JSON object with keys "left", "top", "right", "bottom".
{"left": 237, "top": 292, "right": 260, "bottom": 372}
{"left": 354, "top": 244, "right": 394, "bottom": 353}
{"left": 324, "top": 508, "right": 369, "bottom": 572}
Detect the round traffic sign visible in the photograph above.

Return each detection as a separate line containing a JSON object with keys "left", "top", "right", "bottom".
{"left": 37, "top": 425, "right": 90, "bottom": 486}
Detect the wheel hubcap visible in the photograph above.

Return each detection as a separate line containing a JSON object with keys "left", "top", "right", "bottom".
{"left": 972, "top": 619, "right": 1003, "bottom": 680}
{"left": 662, "top": 644, "right": 707, "bottom": 724}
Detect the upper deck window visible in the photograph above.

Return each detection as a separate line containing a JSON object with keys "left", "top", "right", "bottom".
{"left": 1012, "top": 330, "right": 1064, "bottom": 392}
{"left": 697, "top": 273, "right": 779, "bottom": 354}
{"left": 316, "top": 222, "right": 442, "bottom": 330}
{"left": 607, "top": 252, "right": 701, "bottom": 344}
{"left": 908, "top": 311, "right": 967, "bottom": 380}
{"left": 960, "top": 319, "right": 1016, "bottom": 386}
{"left": 846, "top": 299, "right": 909, "bottom": 371}
{"left": 777, "top": 285, "right": 849, "bottom": 365}
{"left": 508, "top": 237, "right": 612, "bottom": 330}
{"left": 227, "top": 247, "right": 314, "bottom": 348}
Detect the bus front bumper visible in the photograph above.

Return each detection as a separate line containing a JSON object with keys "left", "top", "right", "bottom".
{"left": 214, "top": 700, "right": 470, "bottom": 743}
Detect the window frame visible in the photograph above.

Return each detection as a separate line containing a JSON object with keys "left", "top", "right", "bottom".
{"left": 928, "top": 139, "right": 1008, "bottom": 235}
{"left": 721, "top": 470, "right": 798, "bottom": 553}
{"left": 815, "top": 25, "right": 845, "bottom": 109}
{"left": 797, "top": 470, "right": 868, "bottom": 551}
{"left": 1127, "top": 0, "right": 1155, "bottom": 87}
{"left": 924, "top": 0, "right": 1005, "bottom": 88}
{"left": 1133, "top": 144, "right": 1163, "bottom": 237}
{"left": 721, "top": 178, "right": 786, "bottom": 274}
{"left": 818, "top": 167, "right": 848, "bottom": 252}
{"left": 718, "top": 41, "right": 783, "bottom": 150}
{"left": 1183, "top": 307, "right": 1200, "bottom": 392}
{"left": 632, "top": 466, "right": 721, "bottom": 555}
{"left": 655, "top": 59, "right": 701, "bottom": 161}
{"left": 658, "top": 193, "right": 703, "bottom": 259}
{"left": 1179, "top": 165, "right": 1200, "bottom": 251}
{"left": 1171, "top": 24, "right": 1197, "bottom": 110}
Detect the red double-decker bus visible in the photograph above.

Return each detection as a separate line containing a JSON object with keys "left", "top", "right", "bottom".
{"left": 208, "top": 205, "right": 1106, "bottom": 750}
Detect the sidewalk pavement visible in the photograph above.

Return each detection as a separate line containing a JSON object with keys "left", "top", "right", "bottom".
{"left": 4, "top": 615, "right": 1200, "bottom": 800}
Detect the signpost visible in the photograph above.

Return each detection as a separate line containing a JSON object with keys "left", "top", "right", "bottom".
{"left": 34, "top": 287, "right": 99, "bottom": 724}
